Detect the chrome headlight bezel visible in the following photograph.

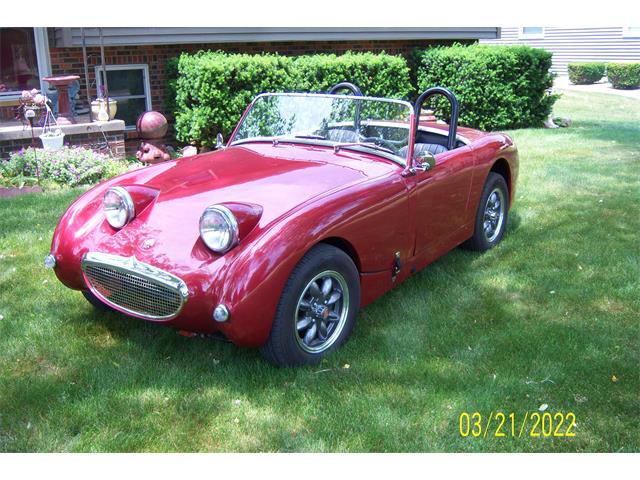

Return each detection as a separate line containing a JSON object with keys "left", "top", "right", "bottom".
{"left": 199, "top": 205, "right": 239, "bottom": 253}
{"left": 103, "top": 186, "right": 135, "bottom": 229}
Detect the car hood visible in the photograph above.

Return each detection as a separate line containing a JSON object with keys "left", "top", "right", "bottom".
{"left": 90, "top": 142, "right": 398, "bottom": 266}
{"left": 143, "top": 142, "right": 395, "bottom": 220}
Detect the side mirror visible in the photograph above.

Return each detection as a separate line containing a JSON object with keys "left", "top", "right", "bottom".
{"left": 414, "top": 152, "right": 436, "bottom": 173}
{"left": 216, "top": 133, "right": 225, "bottom": 149}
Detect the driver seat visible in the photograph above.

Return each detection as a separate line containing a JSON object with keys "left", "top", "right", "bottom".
{"left": 325, "top": 129, "right": 359, "bottom": 143}
{"left": 398, "top": 143, "right": 448, "bottom": 158}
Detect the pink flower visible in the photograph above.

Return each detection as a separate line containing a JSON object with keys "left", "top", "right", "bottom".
{"left": 21, "top": 90, "right": 32, "bottom": 100}
{"left": 33, "top": 94, "right": 45, "bottom": 105}
{"left": 30, "top": 88, "right": 39, "bottom": 95}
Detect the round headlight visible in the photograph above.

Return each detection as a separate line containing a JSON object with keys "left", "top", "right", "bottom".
{"left": 103, "top": 186, "right": 135, "bottom": 229}
{"left": 199, "top": 205, "right": 239, "bottom": 253}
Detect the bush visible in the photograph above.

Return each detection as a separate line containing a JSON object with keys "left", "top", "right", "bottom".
{"left": 293, "top": 52, "right": 412, "bottom": 99}
{"left": 170, "top": 51, "right": 412, "bottom": 148}
{"left": 0, "top": 147, "right": 133, "bottom": 188}
{"left": 173, "top": 52, "right": 296, "bottom": 149}
{"left": 164, "top": 56, "right": 180, "bottom": 115}
{"left": 568, "top": 62, "right": 606, "bottom": 85}
{"left": 607, "top": 62, "right": 640, "bottom": 89}
{"left": 414, "top": 44, "right": 558, "bottom": 130}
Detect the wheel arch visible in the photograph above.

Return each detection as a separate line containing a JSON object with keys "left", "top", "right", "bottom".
{"left": 316, "top": 236, "right": 362, "bottom": 273}
{"left": 489, "top": 158, "right": 511, "bottom": 196}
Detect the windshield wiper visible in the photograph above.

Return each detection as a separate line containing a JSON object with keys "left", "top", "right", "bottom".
{"left": 272, "top": 134, "right": 327, "bottom": 146}
{"left": 292, "top": 134, "right": 326, "bottom": 140}
{"left": 333, "top": 142, "right": 395, "bottom": 155}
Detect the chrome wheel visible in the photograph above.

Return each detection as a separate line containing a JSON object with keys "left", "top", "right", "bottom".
{"left": 294, "top": 270, "right": 349, "bottom": 354}
{"left": 483, "top": 188, "right": 505, "bottom": 243}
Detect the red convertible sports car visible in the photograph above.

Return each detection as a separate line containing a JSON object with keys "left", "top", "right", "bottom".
{"left": 46, "top": 83, "right": 518, "bottom": 366}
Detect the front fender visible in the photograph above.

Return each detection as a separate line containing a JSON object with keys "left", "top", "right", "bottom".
{"left": 215, "top": 171, "right": 411, "bottom": 347}
{"left": 50, "top": 164, "right": 173, "bottom": 289}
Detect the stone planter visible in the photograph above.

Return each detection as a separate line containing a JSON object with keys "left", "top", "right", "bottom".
{"left": 90, "top": 99, "right": 118, "bottom": 121}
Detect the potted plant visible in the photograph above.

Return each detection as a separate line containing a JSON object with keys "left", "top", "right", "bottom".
{"left": 90, "top": 86, "right": 118, "bottom": 121}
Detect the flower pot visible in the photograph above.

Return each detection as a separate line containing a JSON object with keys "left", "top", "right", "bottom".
{"left": 39, "top": 132, "right": 65, "bottom": 150}
{"left": 90, "top": 99, "right": 118, "bottom": 121}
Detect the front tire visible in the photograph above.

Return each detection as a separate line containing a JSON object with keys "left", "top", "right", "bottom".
{"left": 82, "top": 290, "right": 115, "bottom": 312}
{"left": 260, "top": 244, "right": 360, "bottom": 367}
{"left": 465, "top": 172, "right": 509, "bottom": 251}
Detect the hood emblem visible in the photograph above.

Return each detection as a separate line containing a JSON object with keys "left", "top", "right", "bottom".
{"left": 141, "top": 238, "right": 156, "bottom": 249}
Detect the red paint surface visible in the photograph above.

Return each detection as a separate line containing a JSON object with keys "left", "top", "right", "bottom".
{"left": 50, "top": 123, "right": 518, "bottom": 347}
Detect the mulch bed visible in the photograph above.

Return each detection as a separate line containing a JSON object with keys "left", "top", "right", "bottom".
{"left": 0, "top": 186, "right": 44, "bottom": 198}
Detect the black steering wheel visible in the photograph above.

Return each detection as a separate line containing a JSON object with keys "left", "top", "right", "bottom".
{"left": 361, "top": 136, "right": 399, "bottom": 154}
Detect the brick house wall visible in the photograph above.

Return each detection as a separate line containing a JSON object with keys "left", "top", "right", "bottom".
{"left": 48, "top": 38, "right": 465, "bottom": 151}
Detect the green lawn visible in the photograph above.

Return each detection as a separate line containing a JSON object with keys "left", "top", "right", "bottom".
{"left": 0, "top": 90, "right": 638, "bottom": 452}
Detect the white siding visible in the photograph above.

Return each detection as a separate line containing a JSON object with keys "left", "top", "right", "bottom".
{"left": 482, "top": 27, "right": 640, "bottom": 75}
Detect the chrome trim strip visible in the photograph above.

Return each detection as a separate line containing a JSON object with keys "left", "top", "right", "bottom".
{"left": 81, "top": 252, "right": 188, "bottom": 321}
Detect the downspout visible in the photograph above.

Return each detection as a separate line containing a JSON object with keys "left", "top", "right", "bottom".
{"left": 99, "top": 28, "right": 110, "bottom": 116}
{"left": 81, "top": 28, "right": 91, "bottom": 111}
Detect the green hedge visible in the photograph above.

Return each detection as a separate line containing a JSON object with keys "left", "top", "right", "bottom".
{"left": 414, "top": 44, "right": 558, "bottom": 130}
{"left": 173, "top": 52, "right": 296, "bottom": 148}
{"left": 607, "top": 62, "right": 640, "bottom": 89}
{"left": 293, "top": 52, "right": 411, "bottom": 98}
{"left": 169, "top": 51, "right": 412, "bottom": 148}
{"left": 568, "top": 62, "right": 605, "bottom": 85}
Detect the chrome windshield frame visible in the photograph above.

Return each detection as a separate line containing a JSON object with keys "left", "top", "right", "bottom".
{"left": 228, "top": 92, "right": 416, "bottom": 166}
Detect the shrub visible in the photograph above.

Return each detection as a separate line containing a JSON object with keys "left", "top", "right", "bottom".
{"left": 0, "top": 147, "right": 133, "bottom": 188}
{"left": 170, "top": 51, "right": 412, "bottom": 148}
{"left": 414, "top": 44, "right": 558, "bottom": 130}
{"left": 173, "top": 52, "right": 296, "bottom": 149}
{"left": 164, "top": 56, "right": 180, "bottom": 115}
{"left": 293, "top": 52, "right": 412, "bottom": 99}
{"left": 568, "top": 62, "right": 606, "bottom": 85}
{"left": 607, "top": 62, "right": 640, "bottom": 89}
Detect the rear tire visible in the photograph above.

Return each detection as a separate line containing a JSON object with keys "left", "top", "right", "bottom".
{"left": 464, "top": 172, "right": 509, "bottom": 251}
{"left": 260, "top": 244, "right": 360, "bottom": 367}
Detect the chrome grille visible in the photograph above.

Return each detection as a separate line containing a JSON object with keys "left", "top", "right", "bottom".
{"left": 82, "top": 252, "right": 188, "bottom": 321}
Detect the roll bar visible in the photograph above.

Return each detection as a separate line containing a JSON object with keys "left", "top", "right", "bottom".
{"left": 328, "top": 82, "right": 364, "bottom": 96}
{"left": 413, "top": 87, "right": 459, "bottom": 151}
{"left": 328, "top": 82, "right": 364, "bottom": 134}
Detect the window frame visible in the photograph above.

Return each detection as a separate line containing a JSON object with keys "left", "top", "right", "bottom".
{"left": 519, "top": 27, "right": 544, "bottom": 40}
{"left": 95, "top": 63, "right": 152, "bottom": 129}
{"left": 0, "top": 27, "right": 51, "bottom": 100}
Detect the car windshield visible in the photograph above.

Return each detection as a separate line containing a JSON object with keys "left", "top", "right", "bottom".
{"left": 229, "top": 93, "right": 414, "bottom": 164}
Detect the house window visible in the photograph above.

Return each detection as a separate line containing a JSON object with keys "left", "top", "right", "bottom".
{"left": 0, "top": 28, "right": 42, "bottom": 96}
{"left": 622, "top": 27, "right": 640, "bottom": 38}
{"left": 519, "top": 27, "right": 544, "bottom": 39}
{"left": 96, "top": 64, "right": 151, "bottom": 128}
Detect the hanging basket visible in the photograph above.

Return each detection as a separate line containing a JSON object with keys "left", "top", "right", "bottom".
{"left": 38, "top": 104, "right": 65, "bottom": 150}
{"left": 40, "top": 130, "right": 65, "bottom": 150}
